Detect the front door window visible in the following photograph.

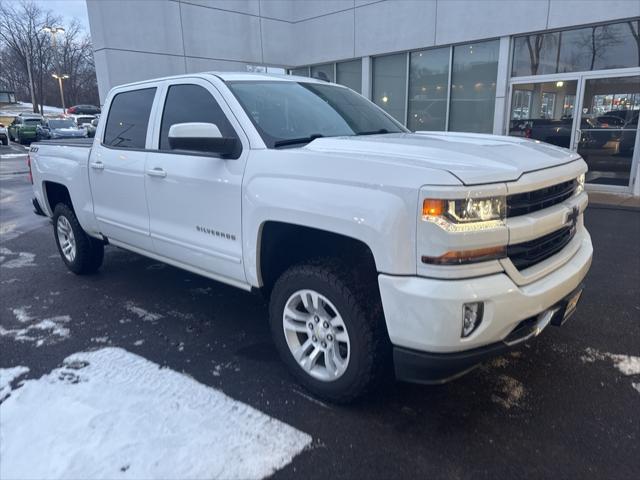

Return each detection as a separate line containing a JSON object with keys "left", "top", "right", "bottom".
{"left": 576, "top": 75, "right": 640, "bottom": 187}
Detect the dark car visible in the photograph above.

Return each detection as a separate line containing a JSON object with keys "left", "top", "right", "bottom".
{"left": 36, "top": 118, "right": 88, "bottom": 140}
{"left": 509, "top": 117, "right": 574, "bottom": 148}
{"left": 67, "top": 104, "right": 101, "bottom": 115}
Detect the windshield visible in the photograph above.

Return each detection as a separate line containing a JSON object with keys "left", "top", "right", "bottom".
{"left": 23, "top": 119, "right": 41, "bottom": 125}
{"left": 76, "top": 117, "right": 93, "bottom": 125}
{"left": 227, "top": 81, "right": 407, "bottom": 148}
{"left": 48, "top": 119, "right": 75, "bottom": 129}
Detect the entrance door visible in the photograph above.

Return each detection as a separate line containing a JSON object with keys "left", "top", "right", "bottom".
{"left": 573, "top": 75, "right": 640, "bottom": 189}
{"left": 508, "top": 80, "right": 578, "bottom": 149}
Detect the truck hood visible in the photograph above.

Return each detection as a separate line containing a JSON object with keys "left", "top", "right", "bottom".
{"left": 304, "top": 132, "right": 581, "bottom": 184}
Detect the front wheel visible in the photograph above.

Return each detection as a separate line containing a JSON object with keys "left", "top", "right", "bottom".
{"left": 269, "top": 260, "right": 387, "bottom": 403}
{"left": 53, "top": 203, "right": 104, "bottom": 274}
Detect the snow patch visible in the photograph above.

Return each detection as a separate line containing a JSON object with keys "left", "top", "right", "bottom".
{"left": 0, "top": 314, "right": 71, "bottom": 346}
{"left": 133, "top": 339, "right": 144, "bottom": 346}
{"left": 0, "top": 366, "right": 29, "bottom": 402}
{"left": 91, "top": 336, "right": 109, "bottom": 344}
{"left": 0, "top": 348, "right": 311, "bottom": 479}
{"left": 12, "top": 307, "right": 34, "bottom": 323}
{"left": 125, "top": 302, "right": 163, "bottom": 322}
{"left": 632, "top": 383, "right": 640, "bottom": 395}
{"left": 491, "top": 375, "right": 526, "bottom": 410}
{"left": 0, "top": 247, "right": 36, "bottom": 269}
{"left": 581, "top": 347, "right": 640, "bottom": 376}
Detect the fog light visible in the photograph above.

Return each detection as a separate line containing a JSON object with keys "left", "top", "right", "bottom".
{"left": 462, "top": 302, "right": 484, "bottom": 338}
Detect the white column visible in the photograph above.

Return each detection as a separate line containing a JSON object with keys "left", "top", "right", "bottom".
{"left": 361, "top": 56, "right": 372, "bottom": 99}
{"left": 492, "top": 36, "right": 511, "bottom": 135}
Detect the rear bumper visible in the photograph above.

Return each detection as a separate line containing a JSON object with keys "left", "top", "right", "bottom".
{"left": 393, "top": 287, "right": 582, "bottom": 384}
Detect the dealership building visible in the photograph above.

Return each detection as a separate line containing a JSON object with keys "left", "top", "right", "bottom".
{"left": 86, "top": 0, "right": 640, "bottom": 195}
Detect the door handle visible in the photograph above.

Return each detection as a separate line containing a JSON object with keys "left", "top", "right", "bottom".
{"left": 146, "top": 167, "right": 167, "bottom": 178}
{"left": 90, "top": 161, "right": 104, "bottom": 170}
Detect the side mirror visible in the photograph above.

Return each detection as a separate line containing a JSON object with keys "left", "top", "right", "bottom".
{"left": 168, "top": 122, "right": 238, "bottom": 157}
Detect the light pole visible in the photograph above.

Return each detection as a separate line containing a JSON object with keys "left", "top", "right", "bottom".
{"left": 43, "top": 26, "right": 66, "bottom": 113}
{"left": 52, "top": 74, "right": 70, "bottom": 114}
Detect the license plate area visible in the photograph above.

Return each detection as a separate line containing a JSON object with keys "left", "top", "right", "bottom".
{"left": 551, "top": 285, "right": 583, "bottom": 326}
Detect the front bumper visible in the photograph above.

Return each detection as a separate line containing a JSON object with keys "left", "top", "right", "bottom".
{"left": 378, "top": 228, "right": 592, "bottom": 382}
{"left": 393, "top": 286, "right": 582, "bottom": 383}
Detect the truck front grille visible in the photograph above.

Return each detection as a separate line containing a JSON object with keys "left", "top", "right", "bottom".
{"left": 507, "top": 179, "right": 577, "bottom": 217}
{"left": 507, "top": 226, "right": 575, "bottom": 270}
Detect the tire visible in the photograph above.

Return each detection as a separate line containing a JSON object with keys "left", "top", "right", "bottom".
{"left": 1, "top": 137, "right": 7, "bottom": 146}
{"left": 53, "top": 203, "right": 104, "bottom": 274}
{"left": 269, "top": 259, "right": 389, "bottom": 403}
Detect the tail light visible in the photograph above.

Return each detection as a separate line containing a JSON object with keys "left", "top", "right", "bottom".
{"left": 27, "top": 154, "right": 33, "bottom": 184}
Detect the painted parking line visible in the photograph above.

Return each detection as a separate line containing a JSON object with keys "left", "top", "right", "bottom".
{"left": 0, "top": 347, "right": 312, "bottom": 479}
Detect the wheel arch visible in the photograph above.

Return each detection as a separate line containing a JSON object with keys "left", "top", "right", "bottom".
{"left": 256, "top": 221, "right": 379, "bottom": 293}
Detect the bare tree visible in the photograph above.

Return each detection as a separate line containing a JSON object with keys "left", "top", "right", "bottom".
{"left": 0, "top": 0, "right": 98, "bottom": 111}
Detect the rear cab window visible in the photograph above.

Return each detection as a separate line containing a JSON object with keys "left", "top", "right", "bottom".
{"left": 103, "top": 88, "right": 156, "bottom": 149}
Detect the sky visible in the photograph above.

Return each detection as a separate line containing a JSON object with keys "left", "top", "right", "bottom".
{"left": 35, "top": 0, "right": 90, "bottom": 33}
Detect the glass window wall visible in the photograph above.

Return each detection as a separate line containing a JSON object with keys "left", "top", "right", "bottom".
{"left": 310, "top": 63, "right": 335, "bottom": 82}
{"left": 372, "top": 53, "right": 408, "bottom": 123}
{"left": 336, "top": 59, "right": 362, "bottom": 93}
{"left": 407, "top": 47, "right": 449, "bottom": 131}
{"left": 512, "top": 20, "right": 640, "bottom": 77}
{"left": 449, "top": 40, "right": 499, "bottom": 133}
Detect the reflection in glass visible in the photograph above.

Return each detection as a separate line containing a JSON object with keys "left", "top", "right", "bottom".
{"left": 407, "top": 47, "right": 449, "bottom": 131}
{"left": 290, "top": 67, "right": 309, "bottom": 77}
{"left": 577, "top": 76, "right": 639, "bottom": 187}
{"left": 310, "top": 64, "right": 335, "bottom": 82}
{"left": 512, "top": 20, "right": 640, "bottom": 77}
{"left": 372, "top": 53, "right": 408, "bottom": 123}
{"left": 336, "top": 59, "right": 362, "bottom": 93}
{"left": 508, "top": 80, "right": 577, "bottom": 148}
{"left": 449, "top": 40, "right": 499, "bottom": 133}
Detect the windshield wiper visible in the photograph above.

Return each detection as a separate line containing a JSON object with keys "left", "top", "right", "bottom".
{"left": 273, "top": 133, "right": 324, "bottom": 148}
{"left": 356, "top": 129, "right": 390, "bottom": 136}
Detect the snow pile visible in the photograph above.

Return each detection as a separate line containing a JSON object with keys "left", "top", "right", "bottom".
{"left": 0, "top": 366, "right": 29, "bottom": 402}
{"left": 0, "top": 348, "right": 311, "bottom": 479}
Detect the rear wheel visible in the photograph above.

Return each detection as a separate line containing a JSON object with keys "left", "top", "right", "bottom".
{"left": 269, "top": 259, "right": 388, "bottom": 403}
{"left": 53, "top": 203, "right": 104, "bottom": 274}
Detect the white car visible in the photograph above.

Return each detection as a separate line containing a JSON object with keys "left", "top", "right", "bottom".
{"left": 28, "top": 73, "right": 592, "bottom": 402}
{"left": 0, "top": 122, "right": 9, "bottom": 145}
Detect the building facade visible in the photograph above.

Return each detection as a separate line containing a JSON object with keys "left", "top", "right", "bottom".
{"left": 87, "top": 0, "right": 640, "bottom": 195}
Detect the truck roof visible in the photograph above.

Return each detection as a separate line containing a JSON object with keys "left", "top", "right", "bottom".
{"left": 113, "top": 72, "right": 327, "bottom": 90}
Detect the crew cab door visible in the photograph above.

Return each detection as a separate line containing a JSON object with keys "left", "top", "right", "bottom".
{"left": 89, "top": 86, "right": 158, "bottom": 250}
{"left": 144, "top": 79, "right": 247, "bottom": 284}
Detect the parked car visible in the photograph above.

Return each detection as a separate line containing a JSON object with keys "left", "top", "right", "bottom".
{"left": 67, "top": 104, "right": 101, "bottom": 115}
{"left": 0, "top": 122, "right": 8, "bottom": 145}
{"left": 36, "top": 117, "right": 88, "bottom": 140}
{"left": 29, "top": 73, "right": 592, "bottom": 402}
{"left": 8, "top": 114, "right": 43, "bottom": 144}
{"left": 70, "top": 114, "right": 97, "bottom": 137}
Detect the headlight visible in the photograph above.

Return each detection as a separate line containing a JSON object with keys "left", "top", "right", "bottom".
{"left": 576, "top": 173, "right": 585, "bottom": 195}
{"left": 422, "top": 196, "right": 506, "bottom": 232}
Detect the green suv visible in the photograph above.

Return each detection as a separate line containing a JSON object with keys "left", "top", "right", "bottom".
{"left": 8, "top": 114, "right": 43, "bottom": 144}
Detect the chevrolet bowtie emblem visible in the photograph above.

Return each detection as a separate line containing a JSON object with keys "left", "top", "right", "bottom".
{"left": 566, "top": 206, "right": 579, "bottom": 229}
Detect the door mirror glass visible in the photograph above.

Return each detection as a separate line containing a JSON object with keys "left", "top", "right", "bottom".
{"left": 168, "top": 122, "right": 238, "bottom": 156}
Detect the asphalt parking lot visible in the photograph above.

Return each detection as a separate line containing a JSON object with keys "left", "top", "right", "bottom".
{"left": 1, "top": 141, "right": 639, "bottom": 478}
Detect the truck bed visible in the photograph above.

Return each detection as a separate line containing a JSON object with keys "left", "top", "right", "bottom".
{"left": 34, "top": 138, "right": 93, "bottom": 148}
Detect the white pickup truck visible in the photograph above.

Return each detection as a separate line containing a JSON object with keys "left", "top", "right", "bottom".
{"left": 29, "top": 73, "right": 592, "bottom": 402}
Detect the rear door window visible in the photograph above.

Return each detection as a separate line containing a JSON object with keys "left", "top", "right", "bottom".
{"left": 103, "top": 88, "right": 156, "bottom": 149}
